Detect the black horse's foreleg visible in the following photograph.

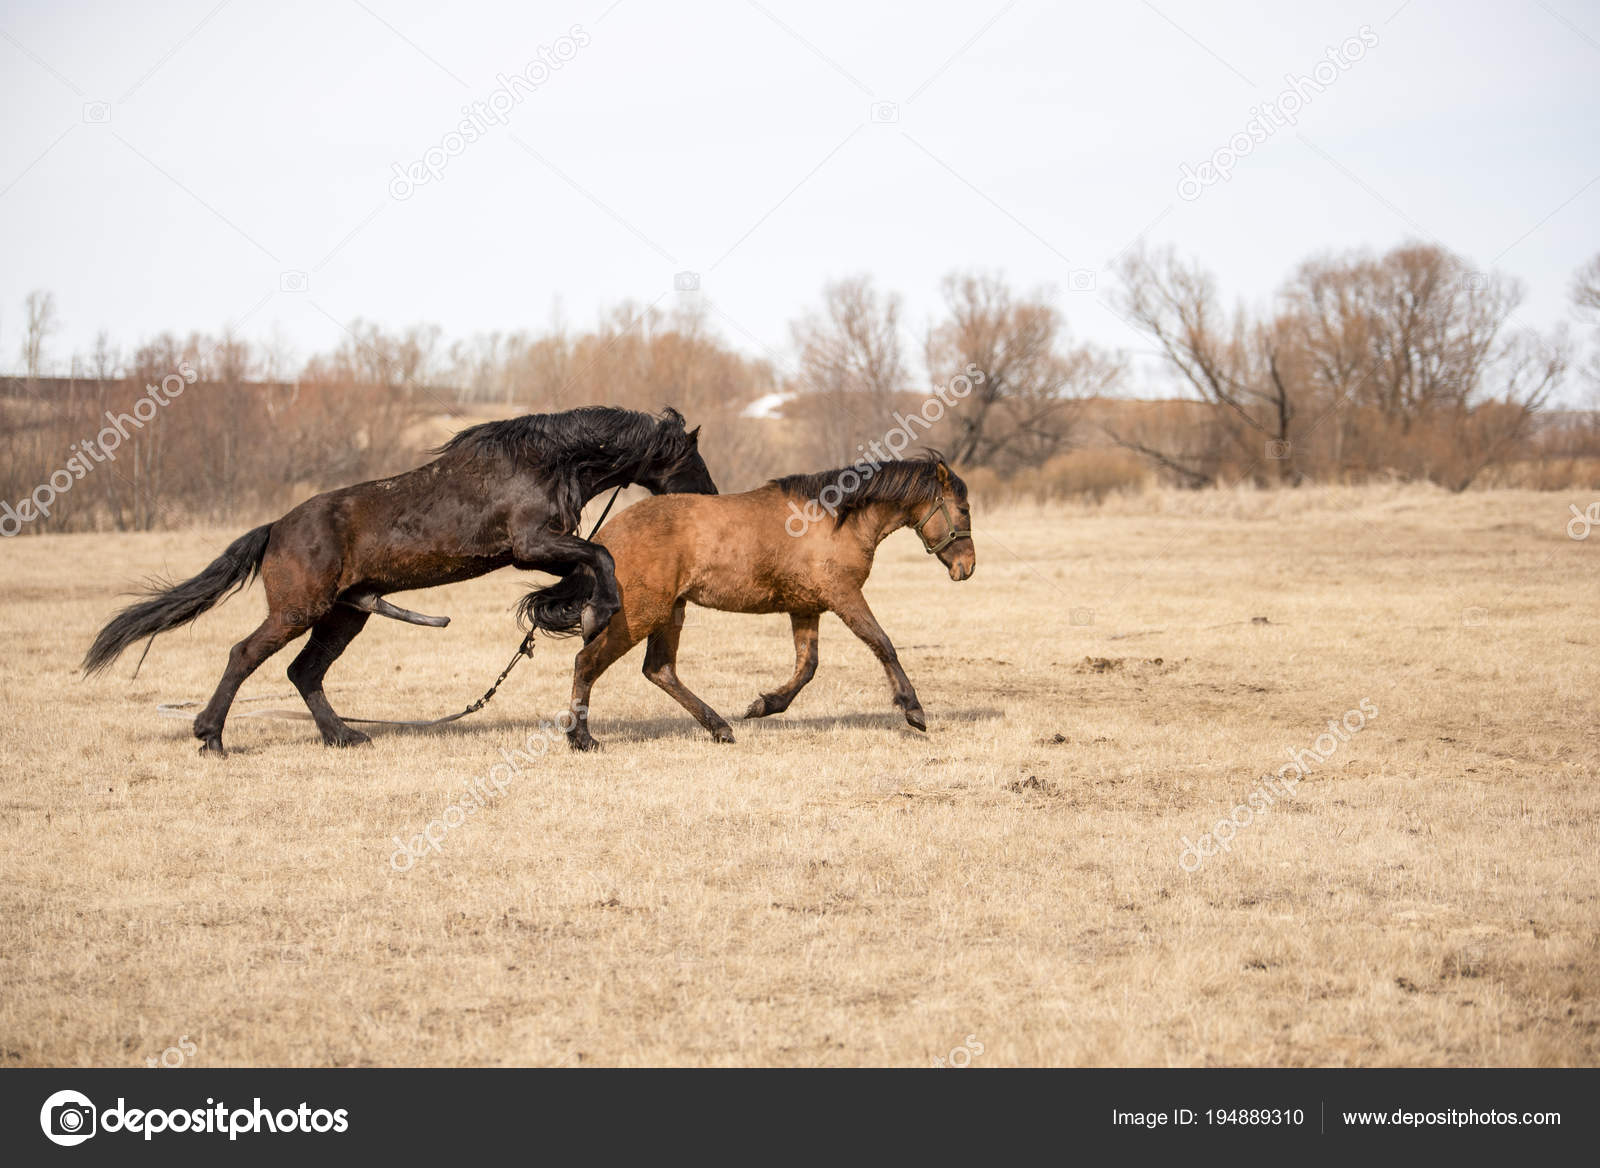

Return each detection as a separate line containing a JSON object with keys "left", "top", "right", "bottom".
{"left": 745, "top": 612, "right": 820, "bottom": 719}
{"left": 287, "top": 606, "right": 373, "bottom": 747}
{"left": 511, "top": 529, "right": 620, "bottom": 643}
{"left": 193, "top": 609, "right": 313, "bottom": 755}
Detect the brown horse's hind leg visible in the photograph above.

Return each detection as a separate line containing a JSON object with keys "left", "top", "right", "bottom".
{"left": 287, "top": 607, "right": 373, "bottom": 748}
{"left": 193, "top": 607, "right": 314, "bottom": 755}
{"left": 830, "top": 591, "right": 926, "bottom": 732}
{"left": 567, "top": 618, "right": 643, "bottom": 751}
{"left": 643, "top": 601, "right": 734, "bottom": 744}
{"left": 745, "top": 613, "right": 820, "bottom": 719}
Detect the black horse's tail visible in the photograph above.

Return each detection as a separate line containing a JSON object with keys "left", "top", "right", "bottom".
{"left": 82, "top": 524, "right": 273, "bottom": 676}
{"left": 514, "top": 568, "right": 593, "bottom": 638}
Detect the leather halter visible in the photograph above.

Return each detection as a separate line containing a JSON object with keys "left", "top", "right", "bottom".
{"left": 911, "top": 495, "right": 971, "bottom": 556}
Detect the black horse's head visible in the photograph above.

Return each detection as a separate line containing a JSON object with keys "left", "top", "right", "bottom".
{"left": 634, "top": 407, "right": 718, "bottom": 496}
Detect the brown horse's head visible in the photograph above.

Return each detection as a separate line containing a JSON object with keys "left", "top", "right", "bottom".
{"left": 913, "top": 461, "right": 975, "bottom": 582}
{"left": 637, "top": 408, "right": 718, "bottom": 496}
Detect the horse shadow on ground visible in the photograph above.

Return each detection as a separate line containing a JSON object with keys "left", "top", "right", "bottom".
{"left": 187, "top": 701, "right": 1005, "bottom": 753}
{"left": 513, "top": 705, "right": 1007, "bottom": 748}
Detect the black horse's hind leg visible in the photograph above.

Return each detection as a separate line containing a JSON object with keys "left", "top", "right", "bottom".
{"left": 193, "top": 608, "right": 313, "bottom": 755}
{"left": 745, "top": 612, "right": 820, "bottom": 719}
{"left": 642, "top": 602, "right": 734, "bottom": 744}
{"left": 287, "top": 607, "right": 373, "bottom": 747}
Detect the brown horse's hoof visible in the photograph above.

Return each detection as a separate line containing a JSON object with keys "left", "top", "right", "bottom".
{"left": 569, "top": 731, "right": 599, "bottom": 752}
{"left": 711, "top": 725, "right": 735, "bottom": 744}
{"left": 903, "top": 707, "right": 927, "bottom": 732}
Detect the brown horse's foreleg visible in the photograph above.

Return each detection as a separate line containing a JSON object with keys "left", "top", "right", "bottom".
{"left": 745, "top": 612, "right": 820, "bottom": 719}
{"left": 568, "top": 618, "right": 642, "bottom": 751}
{"left": 193, "top": 609, "right": 313, "bottom": 755}
{"left": 643, "top": 601, "right": 734, "bottom": 744}
{"left": 287, "top": 607, "right": 373, "bottom": 748}
{"left": 830, "top": 593, "right": 926, "bottom": 732}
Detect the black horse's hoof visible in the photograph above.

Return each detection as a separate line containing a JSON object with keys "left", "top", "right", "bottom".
{"left": 569, "top": 731, "right": 599, "bottom": 752}
{"left": 580, "top": 600, "right": 619, "bottom": 643}
{"left": 904, "top": 707, "right": 927, "bottom": 732}
{"left": 711, "top": 724, "right": 736, "bottom": 744}
{"left": 197, "top": 736, "right": 227, "bottom": 757}
{"left": 743, "top": 696, "right": 771, "bottom": 719}
{"left": 325, "top": 728, "right": 373, "bottom": 748}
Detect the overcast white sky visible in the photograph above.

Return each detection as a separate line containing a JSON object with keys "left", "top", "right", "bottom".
{"left": 2, "top": 0, "right": 1597, "bottom": 398}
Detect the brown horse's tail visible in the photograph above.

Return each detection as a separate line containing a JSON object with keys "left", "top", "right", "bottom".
{"left": 514, "top": 568, "right": 591, "bottom": 638}
{"left": 82, "top": 524, "right": 273, "bottom": 676}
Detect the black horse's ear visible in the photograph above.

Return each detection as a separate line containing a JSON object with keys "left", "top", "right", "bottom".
{"left": 687, "top": 425, "right": 701, "bottom": 444}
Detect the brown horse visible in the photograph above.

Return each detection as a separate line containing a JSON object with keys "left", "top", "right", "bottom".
{"left": 520, "top": 456, "right": 975, "bottom": 750}
{"left": 82, "top": 406, "right": 716, "bottom": 755}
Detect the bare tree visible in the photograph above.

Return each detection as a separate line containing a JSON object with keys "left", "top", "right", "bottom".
{"left": 89, "top": 330, "right": 119, "bottom": 382}
{"left": 1110, "top": 247, "right": 1299, "bottom": 484}
{"left": 22, "top": 290, "right": 57, "bottom": 379}
{"left": 787, "top": 276, "right": 909, "bottom": 464}
{"left": 925, "top": 271, "right": 1122, "bottom": 472}
{"left": 1112, "top": 242, "right": 1565, "bottom": 488}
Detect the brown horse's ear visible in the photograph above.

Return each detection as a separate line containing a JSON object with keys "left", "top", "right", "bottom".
{"left": 935, "top": 461, "right": 952, "bottom": 488}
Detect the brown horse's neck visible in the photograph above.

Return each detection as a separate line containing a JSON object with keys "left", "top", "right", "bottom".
{"left": 849, "top": 500, "right": 928, "bottom": 553}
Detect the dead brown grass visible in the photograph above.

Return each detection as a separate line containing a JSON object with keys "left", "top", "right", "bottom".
{"left": 1, "top": 484, "right": 1596, "bottom": 1067}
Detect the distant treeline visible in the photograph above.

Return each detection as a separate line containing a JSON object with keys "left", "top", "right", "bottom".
{"left": 3, "top": 241, "right": 1598, "bottom": 535}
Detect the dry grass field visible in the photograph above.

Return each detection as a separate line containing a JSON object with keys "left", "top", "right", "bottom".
{"left": 2, "top": 484, "right": 1596, "bottom": 1067}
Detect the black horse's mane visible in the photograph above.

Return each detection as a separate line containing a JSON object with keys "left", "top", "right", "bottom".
{"left": 771, "top": 452, "right": 965, "bottom": 525}
{"left": 436, "top": 406, "right": 698, "bottom": 529}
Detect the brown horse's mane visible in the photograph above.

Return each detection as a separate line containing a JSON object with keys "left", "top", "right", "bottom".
{"left": 769, "top": 453, "right": 966, "bottom": 526}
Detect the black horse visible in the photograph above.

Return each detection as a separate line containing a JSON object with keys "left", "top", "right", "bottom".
{"left": 83, "top": 406, "right": 717, "bottom": 755}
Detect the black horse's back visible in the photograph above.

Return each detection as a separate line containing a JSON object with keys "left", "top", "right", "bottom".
{"left": 82, "top": 524, "right": 272, "bottom": 676}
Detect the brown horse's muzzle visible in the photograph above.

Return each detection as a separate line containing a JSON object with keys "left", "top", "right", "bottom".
{"left": 944, "top": 542, "right": 976, "bottom": 582}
